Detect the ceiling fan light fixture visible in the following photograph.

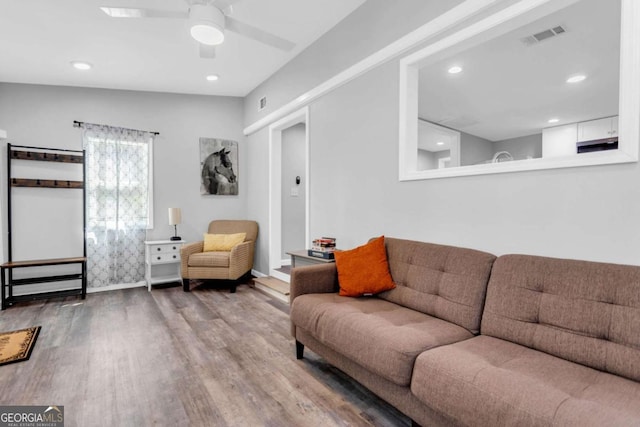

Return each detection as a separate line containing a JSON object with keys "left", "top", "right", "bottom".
{"left": 191, "top": 24, "right": 224, "bottom": 45}
{"left": 189, "top": 4, "right": 225, "bottom": 46}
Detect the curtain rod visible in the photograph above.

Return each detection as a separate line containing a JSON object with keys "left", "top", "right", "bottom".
{"left": 73, "top": 120, "right": 160, "bottom": 136}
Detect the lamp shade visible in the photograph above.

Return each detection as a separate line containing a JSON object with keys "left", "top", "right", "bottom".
{"left": 168, "top": 208, "right": 182, "bottom": 225}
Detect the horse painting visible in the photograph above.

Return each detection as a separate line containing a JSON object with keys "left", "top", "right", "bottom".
{"left": 200, "top": 142, "right": 238, "bottom": 195}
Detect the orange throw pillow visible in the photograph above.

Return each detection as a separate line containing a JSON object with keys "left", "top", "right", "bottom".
{"left": 334, "top": 236, "right": 396, "bottom": 297}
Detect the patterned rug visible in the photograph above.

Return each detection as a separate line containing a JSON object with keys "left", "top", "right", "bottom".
{"left": 0, "top": 326, "right": 41, "bottom": 366}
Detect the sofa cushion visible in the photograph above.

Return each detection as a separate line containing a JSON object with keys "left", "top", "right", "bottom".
{"left": 482, "top": 254, "right": 640, "bottom": 382}
{"left": 290, "top": 293, "right": 473, "bottom": 386}
{"left": 334, "top": 236, "right": 395, "bottom": 297}
{"left": 188, "top": 251, "right": 229, "bottom": 268}
{"left": 379, "top": 238, "right": 496, "bottom": 334}
{"left": 411, "top": 335, "right": 640, "bottom": 426}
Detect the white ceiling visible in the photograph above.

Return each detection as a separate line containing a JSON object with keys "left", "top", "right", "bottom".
{"left": 0, "top": 0, "right": 365, "bottom": 97}
{"left": 418, "top": 0, "right": 620, "bottom": 142}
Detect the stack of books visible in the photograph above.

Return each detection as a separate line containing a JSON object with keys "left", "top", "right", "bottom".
{"left": 308, "top": 237, "right": 337, "bottom": 259}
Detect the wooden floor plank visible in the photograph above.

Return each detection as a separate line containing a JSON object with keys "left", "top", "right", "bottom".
{"left": 0, "top": 284, "right": 409, "bottom": 426}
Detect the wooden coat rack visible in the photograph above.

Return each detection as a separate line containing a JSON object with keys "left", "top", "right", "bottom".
{"left": 1, "top": 144, "right": 87, "bottom": 309}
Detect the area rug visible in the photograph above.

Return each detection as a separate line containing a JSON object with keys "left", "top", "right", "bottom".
{"left": 0, "top": 326, "right": 41, "bottom": 366}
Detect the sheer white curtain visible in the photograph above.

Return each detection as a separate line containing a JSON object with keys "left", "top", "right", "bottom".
{"left": 83, "top": 124, "right": 154, "bottom": 288}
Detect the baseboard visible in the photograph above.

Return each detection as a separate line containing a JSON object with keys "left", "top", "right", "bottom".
{"left": 281, "top": 258, "right": 291, "bottom": 266}
{"left": 251, "top": 269, "right": 268, "bottom": 278}
{"left": 271, "top": 270, "right": 290, "bottom": 283}
{"left": 87, "top": 281, "right": 146, "bottom": 294}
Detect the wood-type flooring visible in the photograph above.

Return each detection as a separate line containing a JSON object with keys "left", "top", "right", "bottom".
{"left": 0, "top": 282, "right": 409, "bottom": 426}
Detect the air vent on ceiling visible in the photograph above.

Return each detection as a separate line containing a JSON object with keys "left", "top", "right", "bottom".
{"left": 521, "top": 25, "right": 567, "bottom": 46}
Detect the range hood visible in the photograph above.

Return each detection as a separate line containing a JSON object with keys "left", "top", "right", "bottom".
{"left": 577, "top": 137, "right": 618, "bottom": 153}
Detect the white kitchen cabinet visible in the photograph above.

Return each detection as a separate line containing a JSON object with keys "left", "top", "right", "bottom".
{"left": 542, "top": 123, "right": 578, "bottom": 158}
{"left": 577, "top": 116, "right": 618, "bottom": 142}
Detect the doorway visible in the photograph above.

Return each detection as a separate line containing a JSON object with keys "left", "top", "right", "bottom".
{"left": 268, "top": 108, "right": 309, "bottom": 281}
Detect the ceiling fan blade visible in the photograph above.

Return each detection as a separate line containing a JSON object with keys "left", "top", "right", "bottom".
{"left": 199, "top": 44, "right": 216, "bottom": 59}
{"left": 226, "top": 17, "right": 296, "bottom": 52}
{"left": 100, "top": 7, "right": 188, "bottom": 19}
{"left": 212, "top": 0, "right": 241, "bottom": 12}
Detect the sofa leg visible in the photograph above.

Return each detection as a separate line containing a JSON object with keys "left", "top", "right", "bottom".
{"left": 182, "top": 279, "right": 190, "bottom": 292}
{"left": 296, "top": 340, "right": 304, "bottom": 359}
{"left": 230, "top": 284, "right": 237, "bottom": 293}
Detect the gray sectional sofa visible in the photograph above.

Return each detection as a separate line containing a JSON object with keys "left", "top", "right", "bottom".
{"left": 289, "top": 237, "right": 640, "bottom": 426}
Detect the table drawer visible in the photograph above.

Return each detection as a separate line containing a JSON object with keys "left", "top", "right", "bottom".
{"left": 150, "top": 252, "right": 179, "bottom": 264}
{"left": 151, "top": 243, "right": 181, "bottom": 254}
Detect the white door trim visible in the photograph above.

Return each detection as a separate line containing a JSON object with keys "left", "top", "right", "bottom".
{"left": 268, "top": 107, "right": 310, "bottom": 279}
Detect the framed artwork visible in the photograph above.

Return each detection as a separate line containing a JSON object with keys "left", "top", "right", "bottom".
{"left": 200, "top": 138, "right": 238, "bottom": 195}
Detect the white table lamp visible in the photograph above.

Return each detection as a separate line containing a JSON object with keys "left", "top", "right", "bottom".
{"left": 168, "top": 208, "right": 182, "bottom": 241}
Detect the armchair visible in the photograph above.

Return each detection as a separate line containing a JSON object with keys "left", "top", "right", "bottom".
{"left": 181, "top": 220, "right": 258, "bottom": 293}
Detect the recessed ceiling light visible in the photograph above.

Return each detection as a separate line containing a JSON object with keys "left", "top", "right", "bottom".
{"left": 566, "top": 74, "right": 587, "bottom": 83}
{"left": 436, "top": 141, "right": 445, "bottom": 146}
{"left": 71, "top": 61, "right": 92, "bottom": 70}
{"left": 548, "top": 118, "right": 559, "bottom": 123}
{"left": 448, "top": 66, "right": 463, "bottom": 74}
{"left": 206, "top": 74, "right": 219, "bottom": 81}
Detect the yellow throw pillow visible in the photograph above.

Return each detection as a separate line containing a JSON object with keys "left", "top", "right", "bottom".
{"left": 203, "top": 233, "right": 246, "bottom": 252}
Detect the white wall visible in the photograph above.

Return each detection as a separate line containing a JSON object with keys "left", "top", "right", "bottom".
{"left": 246, "top": 127, "right": 270, "bottom": 272}
{"left": 245, "top": 2, "right": 640, "bottom": 272}
{"left": 243, "top": 0, "right": 464, "bottom": 126}
{"left": 281, "top": 123, "right": 306, "bottom": 258}
{"left": 245, "top": 1, "right": 467, "bottom": 273}
{"left": 494, "top": 133, "right": 542, "bottom": 161}
{"left": 312, "top": 60, "right": 640, "bottom": 265}
{"left": 0, "top": 83, "right": 246, "bottom": 264}
{"left": 460, "top": 132, "right": 493, "bottom": 166}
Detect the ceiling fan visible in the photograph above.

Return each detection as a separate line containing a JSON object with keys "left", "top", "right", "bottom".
{"left": 100, "top": 0, "right": 296, "bottom": 59}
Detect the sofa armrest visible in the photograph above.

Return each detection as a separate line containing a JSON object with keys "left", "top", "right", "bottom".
{"left": 290, "top": 263, "right": 339, "bottom": 304}
{"left": 229, "top": 240, "right": 253, "bottom": 279}
{"left": 180, "top": 241, "right": 204, "bottom": 278}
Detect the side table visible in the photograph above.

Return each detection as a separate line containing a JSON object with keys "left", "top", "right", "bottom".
{"left": 286, "top": 249, "right": 337, "bottom": 268}
{"left": 144, "top": 240, "right": 185, "bottom": 291}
